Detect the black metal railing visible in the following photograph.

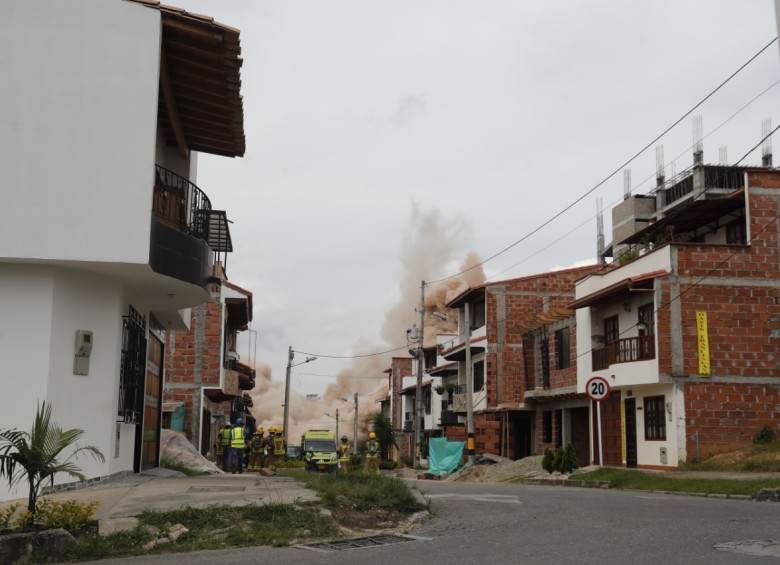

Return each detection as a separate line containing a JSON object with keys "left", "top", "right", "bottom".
{"left": 153, "top": 165, "right": 212, "bottom": 241}
{"left": 592, "top": 335, "right": 655, "bottom": 370}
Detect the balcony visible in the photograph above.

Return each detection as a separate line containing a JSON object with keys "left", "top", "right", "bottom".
{"left": 149, "top": 165, "right": 233, "bottom": 289}
{"left": 592, "top": 335, "right": 655, "bottom": 371}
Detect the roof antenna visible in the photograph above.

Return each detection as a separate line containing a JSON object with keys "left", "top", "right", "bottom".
{"left": 692, "top": 115, "right": 703, "bottom": 165}
{"left": 623, "top": 168, "right": 631, "bottom": 200}
{"left": 596, "top": 198, "right": 605, "bottom": 263}
{"left": 655, "top": 145, "right": 665, "bottom": 188}
{"left": 762, "top": 117, "right": 773, "bottom": 167}
{"left": 719, "top": 146, "right": 728, "bottom": 165}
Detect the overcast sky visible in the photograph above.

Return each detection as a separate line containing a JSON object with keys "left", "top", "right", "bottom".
{"left": 177, "top": 1, "right": 780, "bottom": 426}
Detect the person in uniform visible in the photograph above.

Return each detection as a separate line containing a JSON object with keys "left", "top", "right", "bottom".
{"left": 338, "top": 435, "right": 351, "bottom": 472}
{"left": 248, "top": 427, "right": 264, "bottom": 472}
{"left": 230, "top": 417, "right": 246, "bottom": 474}
{"left": 221, "top": 423, "right": 232, "bottom": 472}
{"left": 364, "top": 431, "right": 380, "bottom": 474}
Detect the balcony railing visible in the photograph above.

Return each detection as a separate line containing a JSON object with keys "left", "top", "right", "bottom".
{"left": 592, "top": 335, "right": 655, "bottom": 371}
{"left": 153, "top": 165, "right": 212, "bottom": 241}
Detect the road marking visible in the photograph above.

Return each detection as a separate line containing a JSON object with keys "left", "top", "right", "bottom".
{"left": 425, "top": 493, "right": 521, "bottom": 504}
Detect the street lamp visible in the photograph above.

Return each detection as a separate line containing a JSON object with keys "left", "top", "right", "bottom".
{"left": 283, "top": 347, "right": 316, "bottom": 443}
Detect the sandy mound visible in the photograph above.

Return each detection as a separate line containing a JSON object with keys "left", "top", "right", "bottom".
{"left": 160, "top": 429, "right": 224, "bottom": 474}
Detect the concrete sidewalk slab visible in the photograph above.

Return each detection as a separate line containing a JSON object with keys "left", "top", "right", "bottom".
{"left": 0, "top": 471, "right": 320, "bottom": 534}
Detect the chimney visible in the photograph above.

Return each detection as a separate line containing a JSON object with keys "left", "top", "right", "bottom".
{"left": 655, "top": 145, "right": 665, "bottom": 188}
{"left": 762, "top": 117, "right": 773, "bottom": 167}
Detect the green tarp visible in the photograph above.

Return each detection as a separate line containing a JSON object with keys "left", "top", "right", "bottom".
{"left": 427, "top": 437, "right": 464, "bottom": 476}
{"left": 170, "top": 404, "right": 185, "bottom": 432}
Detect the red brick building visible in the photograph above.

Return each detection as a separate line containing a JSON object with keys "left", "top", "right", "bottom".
{"left": 441, "top": 266, "right": 603, "bottom": 461}
{"left": 163, "top": 275, "right": 255, "bottom": 458}
{"left": 573, "top": 164, "right": 780, "bottom": 468}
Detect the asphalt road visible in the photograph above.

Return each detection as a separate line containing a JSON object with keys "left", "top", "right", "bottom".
{"left": 88, "top": 480, "right": 780, "bottom": 564}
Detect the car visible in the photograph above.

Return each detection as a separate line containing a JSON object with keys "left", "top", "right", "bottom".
{"left": 286, "top": 444, "right": 302, "bottom": 460}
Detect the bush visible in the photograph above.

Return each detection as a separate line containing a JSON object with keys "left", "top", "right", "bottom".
{"left": 754, "top": 425, "right": 776, "bottom": 445}
{"left": 379, "top": 460, "right": 398, "bottom": 470}
{"left": 7, "top": 499, "right": 98, "bottom": 532}
{"left": 558, "top": 443, "right": 579, "bottom": 474}
{"left": 542, "top": 448, "right": 554, "bottom": 473}
{"left": 551, "top": 448, "right": 564, "bottom": 472}
{"left": 400, "top": 456, "right": 414, "bottom": 468}
{"left": 349, "top": 454, "right": 363, "bottom": 468}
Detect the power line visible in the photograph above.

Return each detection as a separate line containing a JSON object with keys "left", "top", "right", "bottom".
{"left": 294, "top": 343, "right": 410, "bottom": 360}
{"left": 428, "top": 36, "right": 778, "bottom": 285}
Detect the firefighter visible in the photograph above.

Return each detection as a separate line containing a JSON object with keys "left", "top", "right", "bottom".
{"left": 248, "top": 427, "right": 264, "bottom": 472}
{"left": 230, "top": 417, "right": 246, "bottom": 474}
{"left": 338, "top": 435, "right": 351, "bottom": 472}
{"left": 364, "top": 431, "right": 380, "bottom": 474}
{"left": 272, "top": 426, "right": 286, "bottom": 465}
{"left": 265, "top": 426, "right": 278, "bottom": 467}
{"left": 221, "top": 422, "right": 232, "bottom": 472}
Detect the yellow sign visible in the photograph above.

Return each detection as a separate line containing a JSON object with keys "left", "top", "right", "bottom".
{"left": 696, "top": 311, "right": 711, "bottom": 376}
{"left": 620, "top": 399, "right": 626, "bottom": 464}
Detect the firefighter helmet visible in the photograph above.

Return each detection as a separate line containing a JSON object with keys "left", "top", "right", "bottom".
{"left": 255, "top": 427, "right": 263, "bottom": 435}
{"left": 277, "top": 426, "right": 283, "bottom": 435}
{"left": 341, "top": 435, "right": 348, "bottom": 442}
{"left": 369, "top": 432, "right": 376, "bottom": 439}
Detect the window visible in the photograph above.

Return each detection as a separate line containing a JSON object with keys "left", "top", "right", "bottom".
{"left": 473, "top": 360, "right": 485, "bottom": 392}
{"left": 604, "top": 315, "right": 619, "bottom": 344}
{"left": 543, "top": 411, "right": 553, "bottom": 443}
{"left": 726, "top": 219, "right": 746, "bottom": 245}
{"left": 555, "top": 328, "right": 570, "bottom": 370}
{"left": 644, "top": 396, "right": 666, "bottom": 440}
{"left": 424, "top": 388, "right": 432, "bottom": 415}
{"left": 119, "top": 305, "right": 147, "bottom": 424}
{"left": 540, "top": 335, "right": 550, "bottom": 388}
{"left": 470, "top": 297, "right": 486, "bottom": 330}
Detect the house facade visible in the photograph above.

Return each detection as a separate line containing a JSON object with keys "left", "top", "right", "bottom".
{"left": 441, "top": 266, "right": 603, "bottom": 462}
{"left": 0, "top": 0, "right": 245, "bottom": 500}
{"left": 163, "top": 279, "right": 256, "bottom": 459}
{"left": 573, "top": 164, "right": 780, "bottom": 468}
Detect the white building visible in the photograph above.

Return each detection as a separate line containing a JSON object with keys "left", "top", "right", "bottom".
{"left": 0, "top": 0, "right": 245, "bottom": 500}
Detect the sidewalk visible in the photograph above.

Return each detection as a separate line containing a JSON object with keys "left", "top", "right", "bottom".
{"left": 0, "top": 469, "right": 321, "bottom": 534}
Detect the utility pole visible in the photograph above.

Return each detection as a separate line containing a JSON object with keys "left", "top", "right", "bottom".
{"left": 353, "top": 392, "right": 359, "bottom": 453}
{"left": 336, "top": 408, "right": 339, "bottom": 441}
{"left": 465, "top": 302, "right": 475, "bottom": 461}
{"left": 414, "top": 280, "right": 425, "bottom": 467}
{"left": 283, "top": 346, "right": 293, "bottom": 444}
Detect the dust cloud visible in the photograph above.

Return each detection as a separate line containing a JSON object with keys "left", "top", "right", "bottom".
{"left": 248, "top": 204, "right": 485, "bottom": 444}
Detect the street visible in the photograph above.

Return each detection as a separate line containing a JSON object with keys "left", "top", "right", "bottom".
{"left": 98, "top": 480, "right": 780, "bottom": 564}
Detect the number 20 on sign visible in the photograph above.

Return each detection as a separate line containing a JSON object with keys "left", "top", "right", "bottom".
{"left": 586, "top": 376, "right": 610, "bottom": 402}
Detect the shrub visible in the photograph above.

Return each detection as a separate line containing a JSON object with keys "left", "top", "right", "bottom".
{"left": 542, "top": 448, "right": 554, "bottom": 473}
{"left": 379, "top": 460, "right": 398, "bottom": 470}
{"left": 0, "top": 503, "right": 20, "bottom": 530}
{"left": 400, "top": 456, "right": 414, "bottom": 468}
{"left": 551, "top": 448, "right": 564, "bottom": 472}
{"left": 754, "top": 425, "right": 776, "bottom": 445}
{"left": 558, "top": 443, "right": 579, "bottom": 474}
{"left": 8, "top": 498, "right": 98, "bottom": 532}
{"left": 349, "top": 454, "right": 363, "bottom": 468}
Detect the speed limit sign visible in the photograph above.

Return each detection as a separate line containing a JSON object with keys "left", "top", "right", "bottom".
{"left": 586, "top": 376, "right": 611, "bottom": 402}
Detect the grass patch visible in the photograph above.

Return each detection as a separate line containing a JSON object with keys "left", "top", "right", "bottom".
{"left": 62, "top": 503, "right": 339, "bottom": 561}
{"left": 285, "top": 470, "right": 425, "bottom": 513}
{"left": 574, "top": 467, "right": 780, "bottom": 498}
{"left": 680, "top": 443, "right": 780, "bottom": 473}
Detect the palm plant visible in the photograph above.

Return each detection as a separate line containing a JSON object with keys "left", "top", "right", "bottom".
{"left": 0, "top": 401, "right": 105, "bottom": 515}
{"left": 370, "top": 411, "right": 396, "bottom": 460}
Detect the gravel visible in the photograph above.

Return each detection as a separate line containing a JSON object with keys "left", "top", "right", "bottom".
{"left": 452, "top": 455, "right": 547, "bottom": 483}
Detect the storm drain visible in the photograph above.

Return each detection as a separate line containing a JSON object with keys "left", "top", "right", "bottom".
{"left": 187, "top": 486, "right": 246, "bottom": 493}
{"left": 297, "top": 534, "right": 424, "bottom": 552}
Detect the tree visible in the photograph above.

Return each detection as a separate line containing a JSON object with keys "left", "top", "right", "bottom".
{"left": 0, "top": 401, "right": 105, "bottom": 515}
{"left": 370, "top": 411, "right": 396, "bottom": 460}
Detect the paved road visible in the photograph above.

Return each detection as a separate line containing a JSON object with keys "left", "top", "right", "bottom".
{"left": 83, "top": 480, "right": 780, "bottom": 564}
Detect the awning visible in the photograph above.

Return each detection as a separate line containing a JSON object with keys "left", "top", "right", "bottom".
{"left": 162, "top": 401, "right": 184, "bottom": 413}
{"left": 569, "top": 270, "right": 667, "bottom": 310}
{"left": 441, "top": 336, "right": 487, "bottom": 362}
{"left": 620, "top": 188, "right": 745, "bottom": 245}
{"left": 401, "top": 380, "right": 432, "bottom": 396}
{"left": 510, "top": 308, "right": 575, "bottom": 334}
{"left": 203, "top": 388, "right": 234, "bottom": 403}
{"left": 427, "top": 362, "right": 458, "bottom": 377}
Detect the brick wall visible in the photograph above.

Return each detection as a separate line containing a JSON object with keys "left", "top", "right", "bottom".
{"left": 684, "top": 382, "right": 780, "bottom": 459}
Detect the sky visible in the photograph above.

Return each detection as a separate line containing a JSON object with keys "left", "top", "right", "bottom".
{"left": 177, "top": 1, "right": 780, "bottom": 438}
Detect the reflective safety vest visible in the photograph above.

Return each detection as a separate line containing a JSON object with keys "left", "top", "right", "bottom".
{"left": 231, "top": 426, "right": 245, "bottom": 449}
{"left": 366, "top": 439, "right": 378, "bottom": 458}
{"left": 338, "top": 443, "right": 350, "bottom": 461}
{"left": 221, "top": 427, "right": 231, "bottom": 446}
{"left": 251, "top": 434, "right": 264, "bottom": 452}
{"left": 273, "top": 436, "right": 285, "bottom": 456}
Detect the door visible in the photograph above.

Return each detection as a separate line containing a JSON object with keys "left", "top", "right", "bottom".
{"left": 625, "top": 398, "right": 637, "bottom": 468}
{"left": 512, "top": 413, "right": 532, "bottom": 460}
{"left": 140, "top": 335, "right": 164, "bottom": 471}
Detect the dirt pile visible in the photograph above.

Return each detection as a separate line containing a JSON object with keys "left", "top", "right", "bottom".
{"left": 452, "top": 455, "right": 547, "bottom": 483}
{"left": 160, "top": 429, "right": 223, "bottom": 474}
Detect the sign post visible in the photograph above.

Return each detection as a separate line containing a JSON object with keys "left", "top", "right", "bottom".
{"left": 586, "top": 376, "right": 611, "bottom": 466}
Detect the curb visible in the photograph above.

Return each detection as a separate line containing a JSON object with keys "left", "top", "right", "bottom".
{"left": 523, "top": 478, "right": 756, "bottom": 501}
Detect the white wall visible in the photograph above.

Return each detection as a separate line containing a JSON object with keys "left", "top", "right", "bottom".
{"left": 0, "top": 0, "right": 161, "bottom": 264}
{"left": 631, "top": 383, "right": 679, "bottom": 467}
{"left": 0, "top": 265, "right": 142, "bottom": 501}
